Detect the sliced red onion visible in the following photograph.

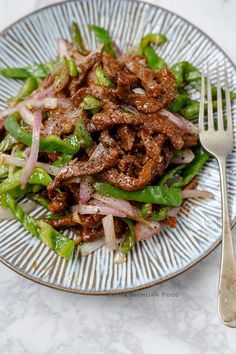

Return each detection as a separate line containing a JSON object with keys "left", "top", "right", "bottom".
{"left": 80, "top": 238, "right": 105, "bottom": 256}
{"left": 159, "top": 109, "right": 199, "bottom": 135}
{"left": 120, "top": 104, "right": 139, "bottom": 115}
{"left": 0, "top": 200, "right": 36, "bottom": 220}
{"left": 113, "top": 247, "right": 126, "bottom": 264}
{"left": 90, "top": 143, "right": 105, "bottom": 159}
{"left": 71, "top": 204, "right": 126, "bottom": 217}
{"left": 19, "top": 107, "right": 34, "bottom": 126}
{"left": 167, "top": 207, "right": 180, "bottom": 217}
{"left": 182, "top": 189, "right": 214, "bottom": 199}
{"left": 57, "top": 98, "right": 74, "bottom": 110}
{"left": 135, "top": 221, "right": 163, "bottom": 241}
{"left": 0, "top": 153, "right": 60, "bottom": 176}
{"left": 76, "top": 47, "right": 102, "bottom": 66}
{"left": 65, "top": 109, "right": 82, "bottom": 120}
{"left": 132, "top": 87, "right": 145, "bottom": 95}
{"left": 57, "top": 38, "right": 70, "bottom": 58}
{"left": 92, "top": 193, "right": 136, "bottom": 216}
{"left": 114, "top": 43, "right": 123, "bottom": 58}
{"left": 80, "top": 177, "right": 94, "bottom": 204}
{"left": 63, "top": 177, "right": 81, "bottom": 185}
{"left": 171, "top": 149, "right": 195, "bottom": 164}
{"left": 0, "top": 97, "right": 58, "bottom": 127}
{"left": 33, "top": 86, "right": 55, "bottom": 100}
{"left": 21, "top": 111, "right": 42, "bottom": 188}
{"left": 102, "top": 214, "right": 117, "bottom": 251}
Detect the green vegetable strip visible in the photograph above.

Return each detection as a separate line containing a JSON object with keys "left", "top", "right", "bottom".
{"left": 80, "top": 95, "right": 102, "bottom": 110}
{"left": 172, "top": 147, "right": 210, "bottom": 188}
{"left": 95, "top": 67, "right": 114, "bottom": 88}
{"left": 5, "top": 193, "right": 74, "bottom": 260}
{"left": 6, "top": 193, "right": 39, "bottom": 237}
{"left": 8, "top": 77, "right": 38, "bottom": 107}
{"left": 67, "top": 59, "right": 78, "bottom": 77}
{"left": 89, "top": 24, "right": 116, "bottom": 58}
{"left": 0, "top": 168, "right": 52, "bottom": 194}
{"left": 0, "top": 61, "right": 57, "bottom": 79}
{"left": 151, "top": 207, "right": 169, "bottom": 222}
{"left": 0, "top": 134, "right": 16, "bottom": 153}
{"left": 138, "top": 33, "right": 167, "bottom": 55}
{"left": 171, "top": 61, "right": 201, "bottom": 88}
{"left": 4, "top": 113, "right": 78, "bottom": 155}
{"left": 29, "top": 193, "right": 50, "bottom": 209}
{"left": 71, "top": 22, "right": 88, "bottom": 55}
{"left": 68, "top": 117, "right": 93, "bottom": 149}
{"left": 95, "top": 182, "right": 182, "bottom": 206}
{"left": 121, "top": 219, "right": 136, "bottom": 255}
{"left": 143, "top": 46, "right": 167, "bottom": 72}
{"left": 168, "top": 90, "right": 190, "bottom": 113}
{"left": 140, "top": 203, "right": 152, "bottom": 219}
{"left": 0, "top": 164, "right": 8, "bottom": 179}
{"left": 53, "top": 154, "right": 73, "bottom": 167}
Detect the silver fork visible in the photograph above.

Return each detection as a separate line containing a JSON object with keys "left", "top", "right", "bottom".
{"left": 199, "top": 64, "right": 236, "bottom": 327}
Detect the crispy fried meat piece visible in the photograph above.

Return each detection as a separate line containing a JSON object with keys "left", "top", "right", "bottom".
{"left": 47, "top": 148, "right": 119, "bottom": 197}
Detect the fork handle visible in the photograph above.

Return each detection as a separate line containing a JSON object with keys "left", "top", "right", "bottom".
{"left": 217, "top": 156, "right": 236, "bottom": 327}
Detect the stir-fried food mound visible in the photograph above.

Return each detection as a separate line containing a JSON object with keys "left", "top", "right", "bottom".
{"left": 1, "top": 23, "right": 222, "bottom": 260}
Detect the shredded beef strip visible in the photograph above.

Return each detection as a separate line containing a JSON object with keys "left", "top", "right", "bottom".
{"left": 67, "top": 183, "right": 81, "bottom": 204}
{"left": 125, "top": 55, "right": 165, "bottom": 97}
{"left": 102, "top": 52, "right": 124, "bottom": 81}
{"left": 72, "top": 85, "right": 113, "bottom": 107}
{"left": 141, "top": 114, "right": 185, "bottom": 150}
{"left": 89, "top": 109, "right": 184, "bottom": 150}
{"left": 98, "top": 131, "right": 167, "bottom": 191}
{"left": 99, "top": 130, "right": 124, "bottom": 155}
{"left": 75, "top": 52, "right": 102, "bottom": 87}
{"left": 182, "top": 133, "right": 199, "bottom": 148}
{"left": 44, "top": 214, "right": 80, "bottom": 229}
{"left": 47, "top": 147, "right": 119, "bottom": 197}
{"left": 117, "top": 155, "right": 142, "bottom": 175}
{"left": 48, "top": 192, "right": 69, "bottom": 214}
{"left": 99, "top": 158, "right": 156, "bottom": 191}
{"left": 43, "top": 106, "right": 77, "bottom": 137}
{"left": 116, "top": 124, "right": 135, "bottom": 151}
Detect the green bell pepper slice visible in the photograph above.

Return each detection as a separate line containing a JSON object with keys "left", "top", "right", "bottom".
{"left": 95, "top": 67, "right": 114, "bottom": 88}
{"left": 5, "top": 193, "right": 74, "bottom": 259}
{"left": 95, "top": 182, "right": 182, "bottom": 206}
{"left": 4, "top": 113, "right": 78, "bottom": 155}
{"left": 121, "top": 219, "right": 136, "bottom": 255}
{"left": 138, "top": 33, "right": 167, "bottom": 55}
{"left": 71, "top": 22, "right": 89, "bottom": 55}
{"left": 0, "top": 168, "right": 52, "bottom": 194}
{"left": 89, "top": 24, "right": 116, "bottom": 58}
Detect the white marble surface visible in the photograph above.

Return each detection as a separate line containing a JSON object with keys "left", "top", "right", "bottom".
{"left": 0, "top": 1, "right": 236, "bottom": 353}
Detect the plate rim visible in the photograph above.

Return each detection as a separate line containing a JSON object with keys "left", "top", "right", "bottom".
{"left": 0, "top": 0, "right": 236, "bottom": 295}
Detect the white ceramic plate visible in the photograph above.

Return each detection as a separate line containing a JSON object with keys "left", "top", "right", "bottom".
{"left": 0, "top": 0, "right": 235, "bottom": 294}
